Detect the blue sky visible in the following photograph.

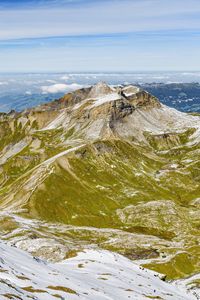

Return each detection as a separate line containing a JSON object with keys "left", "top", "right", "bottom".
{"left": 0, "top": 0, "right": 200, "bottom": 72}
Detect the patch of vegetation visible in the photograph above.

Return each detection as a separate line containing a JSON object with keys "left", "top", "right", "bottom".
{"left": 47, "top": 286, "right": 77, "bottom": 294}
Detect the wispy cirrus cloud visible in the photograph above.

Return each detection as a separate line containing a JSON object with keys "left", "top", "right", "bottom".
{"left": 0, "top": 0, "right": 200, "bottom": 41}
{"left": 0, "top": 0, "right": 200, "bottom": 72}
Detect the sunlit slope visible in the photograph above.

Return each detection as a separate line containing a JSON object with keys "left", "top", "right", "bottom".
{"left": 0, "top": 138, "right": 199, "bottom": 227}
{"left": 0, "top": 82, "right": 199, "bottom": 281}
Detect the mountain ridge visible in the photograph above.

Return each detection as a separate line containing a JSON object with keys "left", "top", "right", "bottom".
{"left": 0, "top": 82, "right": 200, "bottom": 291}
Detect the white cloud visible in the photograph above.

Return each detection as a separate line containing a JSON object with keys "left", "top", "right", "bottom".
{"left": 60, "top": 75, "right": 70, "bottom": 81}
{"left": 0, "top": 81, "right": 8, "bottom": 85}
{"left": 1, "top": 1, "right": 200, "bottom": 72}
{"left": 45, "top": 79, "right": 57, "bottom": 83}
{"left": 25, "top": 90, "right": 32, "bottom": 95}
{"left": 41, "top": 83, "right": 83, "bottom": 94}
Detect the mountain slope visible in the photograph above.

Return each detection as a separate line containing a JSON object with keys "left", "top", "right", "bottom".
{"left": 0, "top": 241, "right": 195, "bottom": 300}
{"left": 0, "top": 82, "right": 199, "bottom": 286}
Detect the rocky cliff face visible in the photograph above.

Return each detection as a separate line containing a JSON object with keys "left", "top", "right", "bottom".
{"left": 0, "top": 83, "right": 200, "bottom": 291}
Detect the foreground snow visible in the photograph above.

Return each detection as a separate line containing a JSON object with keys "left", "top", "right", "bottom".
{"left": 0, "top": 241, "right": 195, "bottom": 300}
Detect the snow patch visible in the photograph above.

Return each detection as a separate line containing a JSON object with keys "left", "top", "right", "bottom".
{"left": 0, "top": 241, "right": 195, "bottom": 300}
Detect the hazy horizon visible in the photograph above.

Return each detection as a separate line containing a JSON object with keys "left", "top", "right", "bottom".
{"left": 0, "top": 71, "right": 200, "bottom": 113}
{"left": 1, "top": 70, "right": 200, "bottom": 74}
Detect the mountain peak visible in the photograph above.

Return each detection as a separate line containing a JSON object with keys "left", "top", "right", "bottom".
{"left": 0, "top": 81, "right": 200, "bottom": 299}
{"left": 88, "top": 81, "right": 114, "bottom": 98}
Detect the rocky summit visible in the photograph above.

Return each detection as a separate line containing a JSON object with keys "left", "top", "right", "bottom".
{"left": 0, "top": 82, "right": 200, "bottom": 299}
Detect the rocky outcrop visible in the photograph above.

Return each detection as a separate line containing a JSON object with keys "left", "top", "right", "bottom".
{"left": 88, "top": 81, "right": 114, "bottom": 98}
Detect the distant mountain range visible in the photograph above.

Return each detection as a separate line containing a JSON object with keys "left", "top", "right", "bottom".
{"left": 1, "top": 73, "right": 200, "bottom": 113}
{"left": 0, "top": 82, "right": 199, "bottom": 299}
{"left": 140, "top": 82, "right": 200, "bottom": 113}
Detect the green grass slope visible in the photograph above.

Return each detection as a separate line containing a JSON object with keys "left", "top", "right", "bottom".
{"left": 0, "top": 84, "right": 199, "bottom": 281}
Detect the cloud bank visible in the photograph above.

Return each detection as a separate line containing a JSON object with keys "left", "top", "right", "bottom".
{"left": 41, "top": 83, "right": 83, "bottom": 94}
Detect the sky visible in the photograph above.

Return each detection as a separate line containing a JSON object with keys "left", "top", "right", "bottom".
{"left": 0, "top": 0, "right": 200, "bottom": 72}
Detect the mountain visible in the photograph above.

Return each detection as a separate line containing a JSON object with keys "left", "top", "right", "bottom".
{"left": 0, "top": 82, "right": 200, "bottom": 298}
{"left": 140, "top": 82, "right": 200, "bottom": 113}
{"left": 0, "top": 241, "right": 194, "bottom": 300}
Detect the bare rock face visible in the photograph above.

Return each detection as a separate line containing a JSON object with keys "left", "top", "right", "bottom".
{"left": 9, "top": 82, "right": 197, "bottom": 143}
{"left": 122, "top": 85, "right": 140, "bottom": 96}
{"left": 29, "top": 82, "right": 161, "bottom": 121}
{"left": 83, "top": 83, "right": 161, "bottom": 125}
{"left": 116, "top": 200, "right": 191, "bottom": 239}
{"left": 88, "top": 81, "right": 115, "bottom": 98}
{"left": 129, "top": 90, "right": 161, "bottom": 109}
{"left": 40, "top": 86, "right": 91, "bottom": 110}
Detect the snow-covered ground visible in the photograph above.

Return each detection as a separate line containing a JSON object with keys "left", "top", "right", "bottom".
{"left": 0, "top": 241, "right": 196, "bottom": 300}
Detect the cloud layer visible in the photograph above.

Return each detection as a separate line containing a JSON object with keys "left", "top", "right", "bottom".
{"left": 41, "top": 83, "right": 83, "bottom": 94}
